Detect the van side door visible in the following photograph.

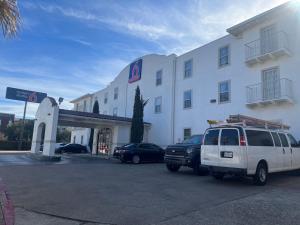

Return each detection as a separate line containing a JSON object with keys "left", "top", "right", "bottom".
{"left": 278, "top": 133, "right": 292, "bottom": 170}
{"left": 287, "top": 134, "right": 300, "bottom": 170}
{"left": 219, "top": 128, "right": 243, "bottom": 169}
{"left": 271, "top": 132, "right": 284, "bottom": 171}
{"left": 202, "top": 129, "right": 220, "bottom": 166}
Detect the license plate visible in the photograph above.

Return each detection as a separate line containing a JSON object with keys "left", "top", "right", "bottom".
{"left": 221, "top": 151, "right": 233, "bottom": 158}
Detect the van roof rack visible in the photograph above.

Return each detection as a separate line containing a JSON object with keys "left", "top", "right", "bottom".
{"left": 207, "top": 114, "right": 290, "bottom": 130}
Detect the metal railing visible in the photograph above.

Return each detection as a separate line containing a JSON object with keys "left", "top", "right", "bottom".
{"left": 245, "top": 31, "right": 289, "bottom": 61}
{"left": 246, "top": 78, "right": 293, "bottom": 104}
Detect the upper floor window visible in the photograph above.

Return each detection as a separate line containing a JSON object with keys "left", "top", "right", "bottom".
{"left": 114, "top": 87, "right": 119, "bottom": 100}
{"left": 156, "top": 70, "right": 162, "bottom": 86}
{"left": 184, "top": 59, "right": 193, "bottom": 78}
{"left": 104, "top": 93, "right": 108, "bottom": 104}
{"left": 219, "top": 45, "right": 230, "bottom": 67}
{"left": 83, "top": 100, "right": 87, "bottom": 112}
{"left": 218, "top": 81, "right": 231, "bottom": 103}
{"left": 113, "top": 107, "right": 118, "bottom": 116}
{"left": 183, "top": 90, "right": 192, "bottom": 109}
{"left": 154, "top": 96, "right": 162, "bottom": 113}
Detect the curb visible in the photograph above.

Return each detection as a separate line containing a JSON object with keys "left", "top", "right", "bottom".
{"left": 0, "top": 179, "right": 15, "bottom": 225}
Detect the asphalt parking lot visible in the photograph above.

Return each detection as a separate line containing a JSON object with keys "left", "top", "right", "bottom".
{"left": 0, "top": 153, "right": 300, "bottom": 225}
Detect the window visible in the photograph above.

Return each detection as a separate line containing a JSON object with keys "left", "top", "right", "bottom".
{"left": 104, "top": 93, "right": 108, "bottom": 104}
{"left": 218, "top": 81, "right": 231, "bottom": 103}
{"left": 221, "top": 129, "right": 239, "bottom": 146}
{"left": 73, "top": 136, "right": 76, "bottom": 144}
{"left": 183, "top": 90, "right": 192, "bottom": 109}
{"left": 278, "top": 133, "right": 289, "bottom": 147}
{"left": 219, "top": 45, "right": 230, "bottom": 67}
{"left": 184, "top": 59, "right": 193, "bottom": 78}
{"left": 80, "top": 135, "right": 83, "bottom": 145}
{"left": 154, "top": 96, "right": 162, "bottom": 113}
{"left": 287, "top": 134, "right": 299, "bottom": 147}
{"left": 114, "top": 87, "right": 118, "bottom": 100}
{"left": 183, "top": 128, "right": 191, "bottom": 140}
{"left": 113, "top": 107, "right": 118, "bottom": 116}
{"left": 271, "top": 132, "right": 281, "bottom": 147}
{"left": 83, "top": 100, "right": 87, "bottom": 112}
{"left": 182, "top": 135, "right": 203, "bottom": 144}
{"left": 76, "top": 103, "right": 79, "bottom": 111}
{"left": 246, "top": 130, "right": 274, "bottom": 146}
{"left": 156, "top": 70, "right": 162, "bottom": 86}
{"left": 204, "top": 129, "right": 220, "bottom": 145}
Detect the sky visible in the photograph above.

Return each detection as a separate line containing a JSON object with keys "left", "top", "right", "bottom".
{"left": 0, "top": 0, "right": 291, "bottom": 118}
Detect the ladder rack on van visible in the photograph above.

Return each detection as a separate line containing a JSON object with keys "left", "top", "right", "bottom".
{"left": 207, "top": 114, "right": 290, "bottom": 130}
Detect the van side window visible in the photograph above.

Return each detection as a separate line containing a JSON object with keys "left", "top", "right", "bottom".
{"left": 204, "top": 129, "right": 220, "bottom": 145}
{"left": 271, "top": 132, "right": 281, "bottom": 147}
{"left": 287, "top": 134, "right": 298, "bottom": 147}
{"left": 278, "top": 133, "right": 289, "bottom": 147}
{"left": 246, "top": 130, "right": 274, "bottom": 146}
{"left": 221, "top": 129, "right": 239, "bottom": 146}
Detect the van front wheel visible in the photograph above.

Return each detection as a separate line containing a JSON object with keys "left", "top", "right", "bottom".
{"left": 253, "top": 162, "right": 268, "bottom": 186}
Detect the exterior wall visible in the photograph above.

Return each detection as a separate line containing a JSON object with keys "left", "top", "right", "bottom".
{"left": 71, "top": 4, "right": 300, "bottom": 148}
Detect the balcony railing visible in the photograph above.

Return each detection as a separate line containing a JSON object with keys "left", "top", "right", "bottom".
{"left": 246, "top": 78, "right": 294, "bottom": 106}
{"left": 245, "top": 31, "right": 291, "bottom": 65}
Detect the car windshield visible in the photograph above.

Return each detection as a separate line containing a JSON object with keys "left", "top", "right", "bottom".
{"left": 123, "top": 144, "right": 136, "bottom": 148}
{"left": 182, "top": 135, "right": 203, "bottom": 144}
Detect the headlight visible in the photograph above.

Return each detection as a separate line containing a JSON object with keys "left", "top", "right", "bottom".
{"left": 186, "top": 147, "right": 194, "bottom": 154}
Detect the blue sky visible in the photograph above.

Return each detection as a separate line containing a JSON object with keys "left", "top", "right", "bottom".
{"left": 0, "top": 0, "right": 289, "bottom": 118}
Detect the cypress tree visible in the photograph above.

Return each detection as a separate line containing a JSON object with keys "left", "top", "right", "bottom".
{"left": 130, "top": 86, "right": 148, "bottom": 143}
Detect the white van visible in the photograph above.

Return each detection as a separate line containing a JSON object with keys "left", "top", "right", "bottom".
{"left": 201, "top": 125, "right": 300, "bottom": 185}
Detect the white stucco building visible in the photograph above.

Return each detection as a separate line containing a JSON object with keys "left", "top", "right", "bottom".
{"left": 31, "top": 2, "right": 300, "bottom": 156}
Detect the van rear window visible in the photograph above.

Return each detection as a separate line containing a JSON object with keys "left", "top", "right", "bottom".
{"left": 204, "top": 129, "right": 219, "bottom": 145}
{"left": 246, "top": 130, "right": 274, "bottom": 147}
{"left": 221, "top": 129, "right": 239, "bottom": 146}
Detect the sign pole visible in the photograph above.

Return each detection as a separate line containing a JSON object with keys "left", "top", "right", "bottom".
{"left": 18, "top": 101, "right": 28, "bottom": 150}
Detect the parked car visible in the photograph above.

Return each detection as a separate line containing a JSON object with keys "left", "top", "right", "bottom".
{"left": 55, "top": 144, "right": 88, "bottom": 154}
{"left": 113, "top": 143, "right": 164, "bottom": 164}
{"left": 201, "top": 124, "right": 300, "bottom": 185}
{"left": 55, "top": 143, "right": 67, "bottom": 149}
{"left": 164, "top": 135, "right": 208, "bottom": 175}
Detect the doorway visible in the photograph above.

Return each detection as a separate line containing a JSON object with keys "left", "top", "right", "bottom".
{"left": 97, "top": 128, "right": 112, "bottom": 155}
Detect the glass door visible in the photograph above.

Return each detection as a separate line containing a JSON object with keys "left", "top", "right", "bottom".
{"left": 260, "top": 24, "right": 278, "bottom": 55}
{"left": 262, "top": 68, "right": 280, "bottom": 101}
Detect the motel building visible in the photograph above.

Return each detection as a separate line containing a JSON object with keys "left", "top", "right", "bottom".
{"left": 31, "top": 2, "right": 300, "bottom": 157}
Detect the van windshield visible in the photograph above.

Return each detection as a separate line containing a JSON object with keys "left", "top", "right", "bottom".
{"left": 182, "top": 135, "right": 203, "bottom": 144}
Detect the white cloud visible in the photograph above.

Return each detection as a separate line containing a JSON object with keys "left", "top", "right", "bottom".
{"left": 30, "top": 0, "right": 291, "bottom": 55}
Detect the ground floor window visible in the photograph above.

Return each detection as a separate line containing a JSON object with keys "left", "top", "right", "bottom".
{"left": 218, "top": 80, "right": 231, "bottom": 103}
{"left": 183, "top": 128, "right": 191, "bottom": 140}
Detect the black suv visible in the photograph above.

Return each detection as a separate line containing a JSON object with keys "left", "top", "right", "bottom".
{"left": 164, "top": 135, "right": 208, "bottom": 175}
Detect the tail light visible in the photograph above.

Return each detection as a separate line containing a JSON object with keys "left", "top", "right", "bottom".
{"left": 240, "top": 135, "right": 246, "bottom": 146}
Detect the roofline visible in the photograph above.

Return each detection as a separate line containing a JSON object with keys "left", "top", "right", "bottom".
{"left": 70, "top": 94, "right": 93, "bottom": 103}
{"left": 227, "top": 1, "right": 293, "bottom": 36}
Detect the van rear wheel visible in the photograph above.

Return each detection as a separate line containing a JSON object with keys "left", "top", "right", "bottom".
{"left": 253, "top": 162, "right": 268, "bottom": 186}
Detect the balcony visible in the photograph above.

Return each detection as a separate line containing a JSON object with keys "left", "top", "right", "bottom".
{"left": 246, "top": 78, "right": 294, "bottom": 107}
{"left": 245, "top": 31, "right": 291, "bottom": 66}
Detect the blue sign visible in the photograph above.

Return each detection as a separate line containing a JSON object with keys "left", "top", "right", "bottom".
{"left": 5, "top": 87, "right": 47, "bottom": 103}
{"left": 128, "top": 59, "right": 142, "bottom": 83}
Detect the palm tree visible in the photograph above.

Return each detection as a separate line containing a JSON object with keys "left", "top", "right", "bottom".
{"left": 0, "top": 0, "right": 20, "bottom": 38}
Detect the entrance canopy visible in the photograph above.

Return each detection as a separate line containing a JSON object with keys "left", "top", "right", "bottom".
{"left": 31, "top": 97, "right": 151, "bottom": 156}
{"left": 58, "top": 109, "right": 150, "bottom": 128}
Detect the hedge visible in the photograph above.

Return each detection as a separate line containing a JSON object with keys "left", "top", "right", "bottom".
{"left": 0, "top": 141, "right": 31, "bottom": 150}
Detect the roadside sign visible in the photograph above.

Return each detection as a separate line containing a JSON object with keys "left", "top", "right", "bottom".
{"left": 5, "top": 87, "right": 47, "bottom": 103}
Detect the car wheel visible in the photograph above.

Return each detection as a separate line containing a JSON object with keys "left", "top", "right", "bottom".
{"left": 166, "top": 164, "right": 181, "bottom": 172}
{"left": 253, "top": 162, "right": 268, "bottom": 186}
{"left": 212, "top": 172, "right": 225, "bottom": 180}
{"left": 132, "top": 155, "right": 141, "bottom": 164}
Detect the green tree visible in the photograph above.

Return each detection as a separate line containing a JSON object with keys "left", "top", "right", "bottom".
{"left": 130, "top": 86, "right": 148, "bottom": 143}
{"left": 0, "top": 0, "right": 20, "bottom": 38}
{"left": 4, "top": 120, "right": 34, "bottom": 141}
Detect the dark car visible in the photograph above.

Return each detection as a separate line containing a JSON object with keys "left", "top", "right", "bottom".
{"left": 55, "top": 144, "right": 88, "bottom": 154}
{"left": 113, "top": 143, "right": 164, "bottom": 164}
{"left": 164, "top": 135, "right": 208, "bottom": 175}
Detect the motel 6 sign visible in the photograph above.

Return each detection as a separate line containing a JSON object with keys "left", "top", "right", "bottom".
{"left": 5, "top": 87, "right": 47, "bottom": 103}
{"left": 128, "top": 59, "right": 142, "bottom": 83}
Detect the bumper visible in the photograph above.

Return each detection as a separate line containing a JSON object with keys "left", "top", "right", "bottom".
{"left": 164, "top": 155, "right": 193, "bottom": 167}
{"left": 208, "top": 166, "right": 247, "bottom": 176}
